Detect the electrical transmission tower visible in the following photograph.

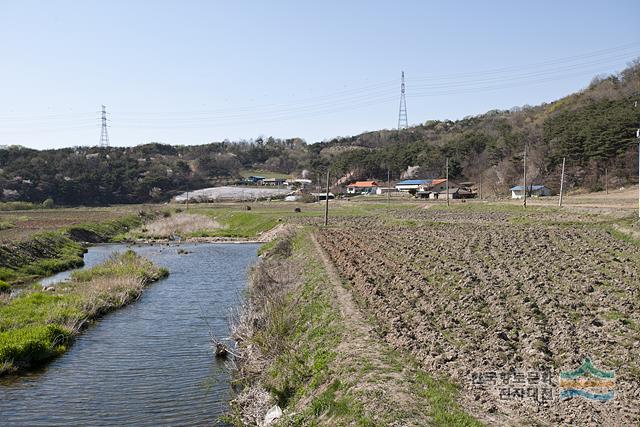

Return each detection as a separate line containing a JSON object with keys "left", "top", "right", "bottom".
{"left": 99, "top": 105, "right": 110, "bottom": 147}
{"left": 398, "top": 71, "right": 408, "bottom": 130}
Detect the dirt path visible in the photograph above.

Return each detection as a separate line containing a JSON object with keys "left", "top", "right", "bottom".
{"left": 310, "top": 232, "right": 435, "bottom": 426}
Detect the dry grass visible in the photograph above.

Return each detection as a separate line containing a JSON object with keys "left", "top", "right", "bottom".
{"left": 139, "top": 213, "right": 220, "bottom": 238}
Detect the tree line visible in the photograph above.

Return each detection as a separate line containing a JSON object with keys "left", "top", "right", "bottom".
{"left": 1, "top": 62, "right": 638, "bottom": 205}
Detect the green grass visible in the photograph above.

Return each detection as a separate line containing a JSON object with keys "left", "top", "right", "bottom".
{"left": 66, "top": 214, "right": 143, "bottom": 242}
{"left": 189, "top": 209, "right": 281, "bottom": 238}
{"left": 0, "top": 251, "right": 168, "bottom": 375}
{"left": 0, "top": 232, "right": 86, "bottom": 284}
{"left": 0, "top": 201, "right": 40, "bottom": 211}
{"left": 258, "top": 232, "right": 341, "bottom": 407}
{"left": 0, "top": 280, "right": 10, "bottom": 293}
{"left": 415, "top": 372, "right": 483, "bottom": 427}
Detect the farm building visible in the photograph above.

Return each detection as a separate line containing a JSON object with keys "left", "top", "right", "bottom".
{"left": 311, "top": 192, "right": 335, "bottom": 200}
{"left": 262, "top": 178, "right": 287, "bottom": 186}
{"left": 395, "top": 179, "right": 431, "bottom": 192}
{"left": 347, "top": 181, "right": 379, "bottom": 194}
{"left": 246, "top": 176, "right": 265, "bottom": 184}
{"left": 437, "top": 188, "right": 476, "bottom": 199}
{"left": 375, "top": 187, "right": 396, "bottom": 195}
{"left": 510, "top": 185, "right": 551, "bottom": 199}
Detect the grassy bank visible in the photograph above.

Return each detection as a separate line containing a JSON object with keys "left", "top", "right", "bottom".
{"left": 0, "top": 250, "right": 168, "bottom": 375}
{"left": 0, "top": 214, "right": 144, "bottom": 286}
{"left": 228, "top": 228, "right": 480, "bottom": 426}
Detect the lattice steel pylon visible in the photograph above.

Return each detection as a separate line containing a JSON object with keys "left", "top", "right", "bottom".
{"left": 99, "top": 105, "right": 109, "bottom": 147}
{"left": 398, "top": 71, "right": 408, "bottom": 130}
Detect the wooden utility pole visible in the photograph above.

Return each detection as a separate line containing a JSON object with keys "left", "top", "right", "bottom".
{"left": 523, "top": 145, "right": 527, "bottom": 209}
{"left": 605, "top": 167, "right": 608, "bottom": 195}
{"left": 386, "top": 168, "right": 391, "bottom": 208}
{"left": 445, "top": 158, "right": 450, "bottom": 206}
{"left": 559, "top": 157, "right": 566, "bottom": 207}
{"left": 323, "top": 169, "right": 330, "bottom": 226}
{"left": 636, "top": 100, "right": 640, "bottom": 222}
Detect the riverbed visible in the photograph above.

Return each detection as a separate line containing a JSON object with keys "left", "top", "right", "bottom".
{"left": 0, "top": 242, "right": 259, "bottom": 426}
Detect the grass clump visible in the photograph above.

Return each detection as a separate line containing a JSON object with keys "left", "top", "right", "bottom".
{"left": 414, "top": 372, "right": 483, "bottom": 427}
{"left": 0, "top": 250, "right": 168, "bottom": 375}
{"left": 0, "top": 221, "right": 14, "bottom": 231}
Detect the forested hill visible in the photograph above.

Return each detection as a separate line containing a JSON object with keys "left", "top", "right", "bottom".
{"left": 313, "top": 60, "right": 640, "bottom": 193}
{"left": 1, "top": 62, "right": 639, "bottom": 205}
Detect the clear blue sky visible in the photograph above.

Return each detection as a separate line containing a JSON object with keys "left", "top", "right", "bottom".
{"left": 0, "top": 0, "right": 638, "bottom": 149}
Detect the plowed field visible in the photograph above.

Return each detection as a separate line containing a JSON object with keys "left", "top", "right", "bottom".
{"left": 317, "top": 211, "right": 640, "bottom": 426}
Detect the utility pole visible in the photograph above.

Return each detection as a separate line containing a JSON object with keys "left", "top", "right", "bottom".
{"left": 523, "top": 144, "right": 527, "bottom": 209}
{"left": 445, "top": 158, "right": 450, "bottom": 207}
{"left": 636, "top": 100, "right": 640, "bottom": 222}
{"left": 605, "top": 167, "right": 608, "bottom": 195}
{"left": 559, "top": 157, "right": 566, "bottom": 207}
{"left": 398, "top": 71, "right": 408, "bottom": 130}
{"left": 99, "top": 105, "right": 109, "bottom": 147}
{"left": 479, "top": 173, "right": 483, "bottom": 200}
{"left": 323, "top": 169, "right": 330, "bottom": 226}
{"left": 386, "top": 167, "right": 391, "bottom": 208}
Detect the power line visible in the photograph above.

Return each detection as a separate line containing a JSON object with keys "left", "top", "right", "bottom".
{"left": 0, "top": 44, "right": 636, "bottom": 135}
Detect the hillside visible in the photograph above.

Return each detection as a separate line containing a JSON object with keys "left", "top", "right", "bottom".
{"left": 316, "top": 60, "right": 640, "bottom": 194}
{"left": 1, "top": 61, "right": 638, "bottom": 205}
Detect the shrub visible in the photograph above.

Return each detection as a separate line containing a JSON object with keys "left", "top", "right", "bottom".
{"left": 42, "top": 198, "right": 55, "bottom": 209}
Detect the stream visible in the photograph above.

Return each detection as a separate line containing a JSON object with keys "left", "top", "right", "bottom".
{"left": 0, "top": 242, "right": 259, "bottom": 426}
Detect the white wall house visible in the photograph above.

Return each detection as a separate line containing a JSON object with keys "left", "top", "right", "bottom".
{"left": 395, "top": 179, "right": 431, "bottom": 192}
{"left": 510, "top": 185, "right": 551, "bottom": 199}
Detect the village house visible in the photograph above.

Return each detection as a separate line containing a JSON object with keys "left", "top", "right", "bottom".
{"left": 395, "top": 179, "right": 431, "bottom": 193}
{"left": 347, "top": 181, "right": 379, "bottom": 195}
{"left": 437, "top": 187, "right": 476, "bottom": 199}
{"left": 510, "top": 185, "right": 551, "bottom": 199}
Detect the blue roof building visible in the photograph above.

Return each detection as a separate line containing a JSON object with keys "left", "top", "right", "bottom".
{"left": 395, "top": 179, "right": 433, "bottom": 192}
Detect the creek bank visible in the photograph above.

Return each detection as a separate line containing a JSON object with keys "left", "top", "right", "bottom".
{"left": 0, "top": 215, "right": 144, "bottom": 286}
{"left": 227, "top": 228, "right": 477, "bottom": 426}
